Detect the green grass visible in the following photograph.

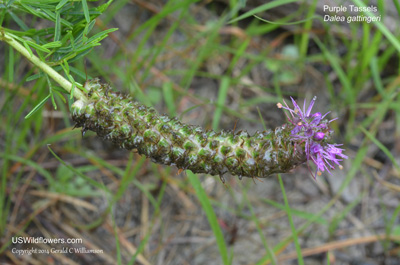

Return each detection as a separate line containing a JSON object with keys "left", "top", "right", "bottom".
{"left": 187, "top": 171, "right": 229, "bottom": 265}
{"left": 278, "top": 174, "right": 304, "bottom": 265}
{"left": 1, "top": 0, "right": 400, "bottom": 264}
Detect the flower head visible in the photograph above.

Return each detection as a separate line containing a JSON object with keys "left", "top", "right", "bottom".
{"left": 278, "top": 96, "right": 347, "bottom": 179}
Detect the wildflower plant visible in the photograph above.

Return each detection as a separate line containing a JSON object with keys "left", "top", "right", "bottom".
{"left": 0, "top": 0, "right": 347, "bottom": 183}
{"left": 0, "top": 1, "right": 360, "bottom": 265}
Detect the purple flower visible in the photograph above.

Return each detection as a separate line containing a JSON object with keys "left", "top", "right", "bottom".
{"left": 314, "top": 132, "right": 325, "bottom": 141}
{"left": 278, "top": 96, "right": 347, "bottom": 179}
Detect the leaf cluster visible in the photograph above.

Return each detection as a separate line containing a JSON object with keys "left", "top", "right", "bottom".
{"left": 1, "top": 0, "right": 117, "bottom": 66}
{"left": 1, "top": 0, "right": 117, "bottom": 117}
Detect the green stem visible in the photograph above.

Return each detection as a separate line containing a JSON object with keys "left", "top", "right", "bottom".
{"left": 0, "top": 29, "right": 88, "bottom": 102}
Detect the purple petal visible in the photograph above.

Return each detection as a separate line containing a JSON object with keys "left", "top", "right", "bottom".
{"left": 310, "top": 112, "right": 322, "bottom": 125}
{"left": 291, "top": 125, "right": 302, "bottom": 135}
{"left": 321, "top": 111, "right": 331, "bottom": 120}
{"left": 305, "top": 96, "right": 317, "bottom": 118}
{"left": 290, "top": 97, "right": 304, "bottom": 119}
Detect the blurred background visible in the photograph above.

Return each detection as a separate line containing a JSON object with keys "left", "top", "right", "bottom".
{"left": 1, "top": 0, "right": 399, "bottom": 264}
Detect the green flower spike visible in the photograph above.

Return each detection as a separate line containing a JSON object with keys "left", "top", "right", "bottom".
{"left": 72, "top": 79, "right": 344, "bottom": 182}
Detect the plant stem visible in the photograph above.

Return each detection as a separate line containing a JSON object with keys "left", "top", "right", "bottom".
{"left": 0, "top": 29, "right": 88, "bottom": 102}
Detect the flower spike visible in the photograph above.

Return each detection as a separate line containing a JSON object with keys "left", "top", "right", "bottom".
{"left": 71, "top": 79, "right": 347, "bottom": 181}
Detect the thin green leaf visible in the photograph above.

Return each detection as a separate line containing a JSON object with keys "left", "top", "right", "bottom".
{"left": 82, "top": 0, "right": 91, "bottom": 23}
{"left": 299, "top": 0, "right": 317, "bottom": 57}
{"left": 8, "top": 46, "right": 14, "bottom": 83}
{"left": 96, "top": 0, "right": 114, "bottom": 14}
{"left": 69, "top": 76, "right": 76, "bottom": 100}
{"left": 25, "top": 94, "right": 51, "bottom": 119}
{"left": 52, "top": 85, "right": 68, "bottom": 94}
{"left": 20, "top": 3, "right": 46, "bottom": 19}
{"left": 111, "top": 213, "right": 122, "bottom": 265}
{"left": 278, "top": 174, "right": 304, "bottom": 265}
{"left": 41, "top": 8, "right": 57, "bottom": 21}
{"left": 0, "top": 9, "right": 6, "bottom": 26}
{"left": 63, "top": 59, "right": 70, "bottom": 75}
{"left": 82, "top": 152, "right": 158, "bottom": 208}
{"left": 360, "top": 126, "right": 400, "bottom": 172}
{"left": 243, "top": 192, "right": 276, "bottom": 264}
{"left": 19, "top": 1, "right": 56, "bottom": 8}
{"left": 24, "top": 39, "right": 51, "bottom": 53}
{"left": 26, "top": 72, "right": 44, "bottom": 81}
{"left": 69, "top": 66, "right": 91, "bottom": 80}
{"left": 75, "top": 43, "right": 99, "bottom": 53}
{"left": 7, "top": 0, "right": 17, "bottom": 6}
{"left": 352, "top": 0, "right": 400, "bottom": 53}
{"left": 8, "top": 11, "right": 29, "bottom": 31}
{"left": 85, "top": 28, "right": 118, "bottom": 44}
{"left": 313, "top": 37, "right": 352, "bottom": 97}
{"left": 110, "top": 156, "right": 146, "bottom": 205}
{"left": 229, "top": 0, "right": 299, "bottom": 23}
{"left": 54, "top": 11, "right": 61, "bottom": 42}
{"left": 53, "top": 90, "right": 67, "bottom": 103}
{"left": 81, "top": 19, "right": 96, "bottom": 42}
{"left": 56, "top": 0, "right": 69, "bottom": 10}
{"left": 162, "top": 81, "right": 177, "bottom": 117}
{"left": 42, "top": 41, "right": 62, "bottom": 49}
{"left": 388, "top": 205, "right": 400, "bottom": 237}
{"left": 47, "top": 145, "right": 111, "bottom": 193}
{"left": 213, "top": 76, "right": 230, "bottom": 131}
{"left": 186, "top": 171, "right": 229, "bottom": 265}
{"left": 328, "top": 195, "right": 362, "bottom": 236}
{"left": 263, "top": 199, "right": 328, "bottom": 225}
{"left": 370, "top": 56, "right": 385, "bottom": 99}
{"left": 393, "top": 0, "right": 400, "bottom": 17}
{"left": 21, "top": 40, "right": 34, "bottom": 58}
{"left": 253, "top": 14, "right": 318, "bottom": 25}
{"left": 45, "top": 74, "right": 57, "bottom": 110}
{"left": 227, "top": 38, "right": 250, "bottom": 74}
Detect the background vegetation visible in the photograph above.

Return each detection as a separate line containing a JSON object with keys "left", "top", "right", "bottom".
{"left": 1, "top": 0, "right": 399, "bottom": 264}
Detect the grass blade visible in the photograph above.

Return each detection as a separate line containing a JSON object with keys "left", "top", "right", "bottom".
{"left": 278, "top": 174, "right": 304, "bottom": 265}
{"left": 24, "top": 94, "right": 51, "bottom": 119}
{"left": 360, "top": 126, "right": 400, "bottom": 172}
{"left": 213, "top": 76, "right": 230, "bottom": 131}
{"left": 187, "top": 171, "right": 229, "bottom": 265}
{"left": 352, "top": 0, "right": 400, "bottom": 53}
{"left": 229, "top": 0, "right": 299, "bottom": 23}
